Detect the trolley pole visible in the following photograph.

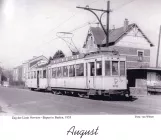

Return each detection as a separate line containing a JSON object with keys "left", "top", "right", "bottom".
{"left": 76, "top": 1, "right": 111, "bottom": 48}
{"left": 156, "top": 25, "right": 161, "bottom": 68}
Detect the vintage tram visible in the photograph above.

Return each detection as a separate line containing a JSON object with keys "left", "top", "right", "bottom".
{"left": 26, "top": 52, "right": 129, "bottom": 98}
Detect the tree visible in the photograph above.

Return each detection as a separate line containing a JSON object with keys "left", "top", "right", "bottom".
{"left": 48, "top": 56, "right": 53, "bottom": 63}
{"left": 1, "top": 72, "right": 7, "bottom": 81}
{"left": 52, "top": 50, "right": 65, "bottom": 59}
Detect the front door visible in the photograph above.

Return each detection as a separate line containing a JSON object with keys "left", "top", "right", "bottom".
{"left": 86, "top": 61, "right": 95, "bottom": 89}
{"left": 37, "top": 71, "right": 39, "bottom": 88}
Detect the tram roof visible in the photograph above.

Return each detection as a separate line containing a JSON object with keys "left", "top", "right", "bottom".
{"left": 47, "top": 52, "right": 126, "bottom": 66}
{"left": 36, "top": 63, "right": 49, "bottom": 69}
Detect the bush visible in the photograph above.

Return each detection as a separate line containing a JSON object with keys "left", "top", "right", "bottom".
{"left": 10, "top": 81, "right": 25, "bottom": 86}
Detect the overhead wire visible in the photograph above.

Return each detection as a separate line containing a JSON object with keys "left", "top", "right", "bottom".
{"left": 36, "top": 0, "right": 137, "bottom": 52}
{"left": 113, "top": 0, "right": 137, "bottom": 11}
{"left": 69, "top": 20, "right": 96, "bottom": 33}
{"left": 100, "top": 0, "right": 138, "bottom": 25}
{"left": 41, "top": 0, "right": 102, "bottom": 38}
{"left": 34, "top": 0, "right": 101, "bottom": 49}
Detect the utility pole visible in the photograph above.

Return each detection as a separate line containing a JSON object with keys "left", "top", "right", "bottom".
{"left": 106, "top": 1, "right": 110, "bottom": 47}
{"left": 76, "top": 1, "right": 111, "bottom": 48}
{"left": 156, "top": 25, "right": 161, "bottom": 68}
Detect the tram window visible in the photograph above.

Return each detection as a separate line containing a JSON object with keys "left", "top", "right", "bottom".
{"left": 30, "top": 72, "right": 32, "bottom": 79}
{"left": 33, "top": 72, "right": 34, "bottom": 79}
{"left": 52, "top": 68, "right": 56, "bottom": 78}
{"left": 90, "top": 62, "right": 95, "bottom": 76}
{"left": 28, "top": 72, "right": 30, "bottom": 79}
{"left": 48, "top": 69, "right": 51, "bottom": 78}
{"left": 33, "top": 72, "right": 35, "bottom": 78}
{"left": 39, "top": 71, "right": 41, "bottom": 78}
{"left": 40, "top": 70, "right": 43, "bottom": 78}
{"left": 96, "top": 61, "right": 102, "bottom": 76}
{"left": 86, "top": 63, "right": 88, "bottom": 76}
{"left": 30, "top": 72, "right": 31, "bottom": 79}
{"left": 50, "top": 69, "right": 52, "bottom": 78}
{"left": 43, "top": 70, "right": 46, "bottom": 78}
{"left": 69, "top": 65, "right": 75, "bottom": 77}
{"left": 34, "top": 71, "right": 36, "bottom": 78}
{"left": 76, "top": 63, "right": 84, "bottom": 76}
{"left": 31, "top": 72, "right": 32, "bottom": 79}
{"left": 105, "top": 61, "right": 111, "bottom": 76}
{"left": 120, "top": 61, "right": 125, "bottom": 76}
{"left": 33, "top": 71, "right": 36, "bottom": 78}
{"left": 57, "top": 67, "right": 62, "bottom": 77}
{"left": 63, "top": 66, "right": 68, "bottom": 77}
{"left": 112, "top": 61, "right": 119, "bottom": 75}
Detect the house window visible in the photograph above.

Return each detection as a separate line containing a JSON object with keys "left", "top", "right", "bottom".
{"left": 138, "top": 51, "right": 143, "bottom": 61}
{"left": 90, "top": 36, "right": 94, "bottom": 46}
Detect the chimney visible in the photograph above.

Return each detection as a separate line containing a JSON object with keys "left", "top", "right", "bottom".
{"left": 124, "top": 18, "right": 129, "bottom": 31}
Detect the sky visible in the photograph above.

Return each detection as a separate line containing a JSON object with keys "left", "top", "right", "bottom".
{"left": 0, "top": 0, "right": 160, "bottom": 69}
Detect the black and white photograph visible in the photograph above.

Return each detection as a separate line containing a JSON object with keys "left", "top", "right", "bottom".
{"left": 0, "top": 0, "right": 161, "bottom": 115}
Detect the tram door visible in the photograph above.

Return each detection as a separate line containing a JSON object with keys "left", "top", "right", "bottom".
{"left": 86, "top": 61, "right": 95, "bottom": 89}
{"left": 47, "top": 68, "right": 51, "bottom": 87}
{"left": 37, "top": 71, "right": 40, "bottom": 88}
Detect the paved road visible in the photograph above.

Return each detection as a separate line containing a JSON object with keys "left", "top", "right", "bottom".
{"left": 0, "top": 86, "right": 161, "bottom": 115}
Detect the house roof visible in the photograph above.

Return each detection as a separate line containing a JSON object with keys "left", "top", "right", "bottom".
{"left": 89, "top": 23, "right": 154, "bottom": 47}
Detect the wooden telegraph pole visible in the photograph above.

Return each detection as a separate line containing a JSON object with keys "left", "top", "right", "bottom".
{"left": 156, "top": 25, "right": 161, "bottom": 68}
{"left": 77, "top": 1, "right": 111, "bottom": 48}
{"left": 106, "top": 1, "right": 110, "bottom": 47}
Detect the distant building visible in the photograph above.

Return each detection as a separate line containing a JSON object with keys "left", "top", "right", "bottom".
{"left": 83, "top": 19, "right": 154, "bottom": 68}
{"left": 0, "top": 67, "right": 2, "bottom": 84}
{"left": 13, "top": 55, "right": 48, "bottom": 86}
{"left": 13, "top": 65, "right": 23, "bottom": 82}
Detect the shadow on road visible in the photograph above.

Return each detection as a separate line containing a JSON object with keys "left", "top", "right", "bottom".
{"left": 89, "top": 95, "right": 138, "bottom": 102}
{"left": 29, "top": 89, "right": 138, "bottom": 102}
